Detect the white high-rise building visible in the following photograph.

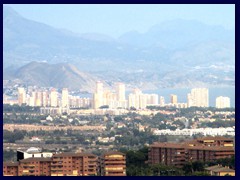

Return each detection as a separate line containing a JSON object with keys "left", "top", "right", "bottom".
{"left": 116, "top": 82, "right": 125, "bottom": 101}
{"left": 116, "top": 82, "right": 127, "bottom": 108}
{"left": 128, "top": 89, "right": 147, "bottom": 109}
{"left": 103, "top": 91, "right": 117, "bottom": 109}
{"left": 42, "top": 91, "right": 49, "bottom": 107}
{"left": 188, "top": 88, "right": 209, "bottom": 107}
{"left": 139, "top": 94, "right": 147, "bottom": 109}
{"left": 170, "top": 94, "right": 178, "bottom": 104}
{"left": 36, "top": 91, "right": 43, "bottom": 107}
{"left": 159, "top": 96, "right": 165, "bottom": 106}
{"left": 216, "top": 96, "right": 230, "bottom": 108}
{"left": 61, "top": 88, "right": 69, "bottom": 108}
{"left": 128, "top": 93, "right": 136, "bottom": 109}
{"left": 29, "top": 91, "right": 36, "bottom": 107}
{"left": 146, "top": 94, "right": 159, "bottom": 105}
{"left": 18, "top": 87, "right": 26, "bottom": 106}
{"left": 93, "top": 81, "right": 104, "bottom": 109}
{"left": 50, "top": 88, "right": 58, "bottom": 107}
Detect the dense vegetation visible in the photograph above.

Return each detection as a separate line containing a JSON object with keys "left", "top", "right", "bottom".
{"left": 3, "top": 104, "right": 40, "bottom": 113}
{"left": 3, "top": 150, "right": 16, "bottom": 162}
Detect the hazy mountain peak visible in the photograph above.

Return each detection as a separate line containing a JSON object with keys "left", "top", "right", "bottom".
{"left": 3, "top": 8, "right": 234, "bottom": 90}
{"left": 3, "top": 6, "right": 21, "bottom": 19}
{"left": 149, "top": 19, "right": 207, "bottom": 32}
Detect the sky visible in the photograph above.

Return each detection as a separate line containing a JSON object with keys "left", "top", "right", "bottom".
{"left": 6, "top": 4, "right": 235, "bottom": 38}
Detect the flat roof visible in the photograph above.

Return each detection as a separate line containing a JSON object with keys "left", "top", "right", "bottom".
{"left": 20, "top": 157, "right": 52, "bottom": 162}
{"left": 205, "top": 165, "right": 235, "bottom": 172}
{"left": 150, "top": 142, "right": 185, "bottom": 149}
{"left": 53, "top": 152, "right": 96, "bottom": 158}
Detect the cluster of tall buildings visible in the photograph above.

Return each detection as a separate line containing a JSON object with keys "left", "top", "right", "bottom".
{"left": 93, "top": 82, "right": 127, "bottom": 109}
{"left": 3, "top": 149, "right": 126, "bottom": 176}
{"left": 93, "top": 83, "right": 230, "bottom": 109}
{"left": 17, "top": 87, "right": 91, "bottom": 108}
{"left": 15, "top": 84, "right": 231, "bottom": 110}
{"left": 187, "top": 88, "right": 209, "bottom": 107}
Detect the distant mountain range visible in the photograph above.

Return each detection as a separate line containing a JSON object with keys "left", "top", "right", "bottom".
{"left": 3, "top": 6, "right": 235, "bottom": 91}
{"left": 3, "top": 62, "right": 100, "bottom": 92}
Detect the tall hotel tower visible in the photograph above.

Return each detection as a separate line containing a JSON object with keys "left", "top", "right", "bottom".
{"left": 18, "top": 87, "right": 26, "bottom": 105}
{"left": 116, "top": 83, "right": 126, "bottom": 101}
{"left": 187, "top": 88, "right": 209, "bottom": 107}
{"left": 116, "top": 82, "right": 127, "bottom": 108}
{"left": 93, "top": 81, "right": 104, "bottom": 109}
{"left": 50, "top": 88, "right": 58, "bottom": 107}
{"left": 216, "top": 96, "right": 230, "bottom": 108}
{"left": 170, "top": 94, "right": 178, "bottom": 104}
{"left": 61, "top": 88, "right": 69, "bottom": 108}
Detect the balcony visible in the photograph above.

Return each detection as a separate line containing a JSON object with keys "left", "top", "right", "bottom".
{"left": 105, "top": 161, "right": 126, "bottom": 164}
{"left": 51, "top": 169, "right": 63, "bottom": 173}
{"left": 51, "top": 167, "right": 63, "bottom": 170}
{"left": 29, "top": 170, "right": 35, "bottom": 173}
{"left": 51, "top": 162, "right": 63, "bottom": 166}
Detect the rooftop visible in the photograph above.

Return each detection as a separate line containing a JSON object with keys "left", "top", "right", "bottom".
{"left": 53, "top": 152, "right": 96, "bottom": 158}
{"left": 205, "top": 165, "right": 235, "bottom": 172}
{"left": 150, "top": 142, "right": 185, "bottom": 149}
{"left": 20, "top": 157, "right": 52, "bottom": 162}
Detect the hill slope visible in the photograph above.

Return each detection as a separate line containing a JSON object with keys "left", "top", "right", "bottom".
{"left": 3, "top": 62, "right": 100, "bottom": 92}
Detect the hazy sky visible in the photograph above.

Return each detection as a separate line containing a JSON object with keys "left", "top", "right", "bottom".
{"left": 6, "top": 4, "right": 235, "bottom": 38}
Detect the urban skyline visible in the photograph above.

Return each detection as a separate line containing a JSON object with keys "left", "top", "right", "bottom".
{"left": 3, "top": 4, "right": 235, "bottom": 176}
{"left": 4, "top": 82, "right": 232, "bottom": 110}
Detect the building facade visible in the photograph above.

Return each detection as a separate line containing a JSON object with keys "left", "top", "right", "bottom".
{"left": 216, "top": 96, "right": 230, "bottom": 108}
{"left": 50, "top": 88, "right": 58, "bottom": 107}
{"left": 148, "top": 143, "right": 186, "bottom": 168}
{"left": 188, "top": 88, "right": 209, "bottom": 107}
{"left": 3, "top": 162, "right": 19, "bottom": 176}
{"left": 170, "top": 94, "right": 178, "bottom": 104}
{"left": 148, "top": 137, "right": 234, "bottom": 168}
{"left": 4, "top": 152, "right": 102, "bottom": 176}
{"left": 61, "top": 88, "right": 69, "bottom": 108}
{"left": 51, "top": 153, "right": 97, "bottom": 176}
{"left": 18, "top": 158, "right": 51, "bottom": 176}
{"left": 18, "top": 87, "right": 26, "bottom": 105}
{"left": 99, "top": 152, "right": 126, "bottom": 176}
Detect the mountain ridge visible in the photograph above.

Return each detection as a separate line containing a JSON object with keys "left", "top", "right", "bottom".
{"left": 3, "top": 6, "right": 235, "bottom": 90}
{"left": 3, "top": 61, "right": 100, "bottom": 92}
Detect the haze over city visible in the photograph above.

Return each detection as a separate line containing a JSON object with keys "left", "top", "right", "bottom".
{"left": 6, "top": 4, "right": 235, "bottom": 37}
{"left": 3, "top": 4, "right": 235, "bottom": 177}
